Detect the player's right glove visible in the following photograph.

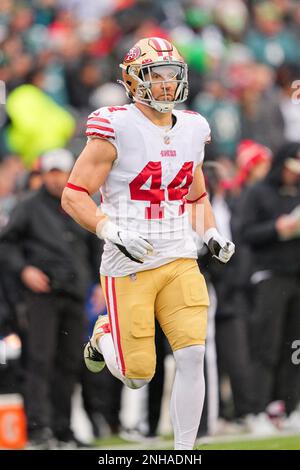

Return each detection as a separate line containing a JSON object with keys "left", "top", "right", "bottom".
{"left": 203, "top": 228, "right": 235, "bottom": 264}
{"left": 97, "top": 219, "right": 153, "bottom": 263}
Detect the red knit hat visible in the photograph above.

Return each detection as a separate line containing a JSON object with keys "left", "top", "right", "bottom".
{"left": 236, "top": 139, "right": 272, "bottom": 185}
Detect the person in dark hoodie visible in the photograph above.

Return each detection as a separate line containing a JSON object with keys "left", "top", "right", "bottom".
{"left": 198, "top": 152, "right": 271, "bottom": 432}
{"left": 240, "top": 141, "right": 300, "bottom": 433}
{"left": 0, "top": 148, "right": 100, "bottom": 448}
{"left": 231, "top": 140, "right": 272, "bottom": 307}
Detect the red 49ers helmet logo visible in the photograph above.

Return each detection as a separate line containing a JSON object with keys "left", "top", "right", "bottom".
{"left": 124, "top": 46, "right": 141, "bottom": 63}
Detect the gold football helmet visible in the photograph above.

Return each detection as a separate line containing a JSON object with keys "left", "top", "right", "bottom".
{"left": 119, "top": 37, "right": 188, "bottom": 113}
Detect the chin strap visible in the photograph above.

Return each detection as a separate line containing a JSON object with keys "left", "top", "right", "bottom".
{"left": 133, "top": 96, "right": 174, "bottom": 113}
{"left": 151, "top": 101, "right": 175, "bottom": 113}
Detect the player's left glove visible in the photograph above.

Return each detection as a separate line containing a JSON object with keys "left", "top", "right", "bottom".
{"left": 203, "top": 228, "right": 235, "bottom": 264}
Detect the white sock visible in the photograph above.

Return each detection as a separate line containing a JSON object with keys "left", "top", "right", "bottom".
{"left": 171, "top": 345, "right": 205, "bottom": 450}
{"left": 98, "top": 333, "right": 125, "bottom": 383}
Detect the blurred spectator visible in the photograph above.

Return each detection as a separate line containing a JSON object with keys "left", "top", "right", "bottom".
{"left": 0, "top": 271, "right": 12, "bottom": 338}
{"left": 0, "top": 154, "right": 24, "bottom": 229}
{"left": 233, "top": 139, "right": 272, "bottom": 189}
{"left": 192, "top": 77, "right": 241, "bottom": 160}
{"left": 0, "top": 148, "right": 101, "bottom": 448}
{"left": 201, "top": 161, "right": 256, "bottom": 421}
{"left": 229, "top": 140, "right": 273, "bottom": 307}
{"left": 90, "top": 83, "right": 128, "bottom": 110}
{"left": 58, "top": 0, "right": 115, "bottom": 20}
{"left": 240, "top": 63, "right": 285, "bottom": 152}
{"left": 65, "top": 57, "right": 103, "bottom": 112}
{"left": 245, "top": 1, "right": 299, "bottom": 67}
{"left": 276, "top": 63, "right": 300, "bottom": 143}
{"left": 88, "top": 15, "right": 122, "bottom": 59}
{"left": 24, "top": 169, "right": 43, "bottom": 192}
{"left": 4, "top": 68, "right": 75, "bottom": 167}
{"left": 228, "top": 141, "right": 272, "bottom": 425}
{"left": 240, "top": 142, "right": 300, "bottom": 433}
{"left": 213, "top": 0, "right": 248, "bottom": 42}
{"left": 223, "top": 44, "right": 254, "bottom": 100}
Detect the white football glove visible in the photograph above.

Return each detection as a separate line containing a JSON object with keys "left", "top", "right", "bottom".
{"left": 203, "top": 228, "right": 235, "bottom": 264}
{"left": 97, "top": 220, "right": 153, "bottom": 263}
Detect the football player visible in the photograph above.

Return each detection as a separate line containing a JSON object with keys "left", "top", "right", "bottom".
{"left": 62, "top": 37, "right": 235, "bottom": 450}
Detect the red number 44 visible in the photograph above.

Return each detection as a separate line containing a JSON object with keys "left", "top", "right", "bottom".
{"left": 129, "top": 161, "right": 194, "bottom": 219}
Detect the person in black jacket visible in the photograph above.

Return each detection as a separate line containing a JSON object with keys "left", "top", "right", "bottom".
{"left": 0, "top": 149, "right": 100, "bottom": 448}
{"left": 240, "top": 142, "right": 300, "bottom": 432}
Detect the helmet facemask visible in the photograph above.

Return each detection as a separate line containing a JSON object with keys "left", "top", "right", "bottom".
{"left": 120, "top": 62, "right": 188, "bottom": 113}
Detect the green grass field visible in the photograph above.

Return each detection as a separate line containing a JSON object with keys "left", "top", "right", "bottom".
{"left": 93, "top": 433, "right": 300, "bottom": 450}
{"left": 196, "top": 435, "right": 300, "bottom": 450}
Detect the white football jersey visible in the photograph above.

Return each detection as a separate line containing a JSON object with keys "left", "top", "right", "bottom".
{"left": 86, "top": 103, "right": 210, "bottom": 277}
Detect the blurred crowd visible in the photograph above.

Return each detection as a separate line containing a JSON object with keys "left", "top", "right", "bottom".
{"left": 0, "top": 0, "right": 300, "bottom": 448}
{"left": 0, "top": 0, "right": 300, "bottom": 167}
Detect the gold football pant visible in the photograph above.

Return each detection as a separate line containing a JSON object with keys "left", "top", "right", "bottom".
{"left": 101, "top": 258, "right": 209, "bottom": 380}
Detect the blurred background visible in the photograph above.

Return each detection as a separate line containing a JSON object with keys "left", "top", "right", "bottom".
{"left": 0, "top": 0, "right": 300, "bottom": 450}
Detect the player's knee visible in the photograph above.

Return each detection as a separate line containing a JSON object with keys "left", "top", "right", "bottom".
{"left": 174, "top": 344, "right": 205, "bottom": 372}
{"left": 125, "top": 351, "right": 156, "bottom": 381}
{"left": 124, "top": 378, "right": 151, "bottom": 389}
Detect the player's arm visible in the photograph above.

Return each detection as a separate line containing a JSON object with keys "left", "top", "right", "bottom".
{"left": 61, "top": 138, "right": 115, "bottom": 233}
{"left": 61, "top": 138, "right": 153, "bottom": 263}
{"left": 185, "top": 163, "right": 215, "bottom": 233}
{"left": 186, "top": 164, "right": 235, "bottom": 263}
